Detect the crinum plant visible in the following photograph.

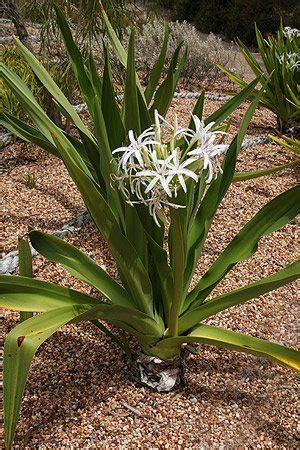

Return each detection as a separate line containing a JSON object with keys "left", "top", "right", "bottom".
{"left": 1, "top": 3, "right": 300, "bottom": 449}
{"left": 218, "top": 21, "right": 300, "bottom": 181}
{"left": 219, "top": 22, "right": 300, "bottom": 132}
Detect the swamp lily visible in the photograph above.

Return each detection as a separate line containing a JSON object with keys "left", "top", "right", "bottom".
{"left": 0, "top": 3, "right": 299, "bottom": 448}
{"left": 219, "top": 21, "right": 300, "bottom": 132}
{"left": 112, "top": 112, "right": 227, "bottom": 225}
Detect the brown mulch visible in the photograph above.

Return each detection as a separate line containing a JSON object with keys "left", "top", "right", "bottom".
{"left": 2, "top": 95, "right": 299, "bottom": 448}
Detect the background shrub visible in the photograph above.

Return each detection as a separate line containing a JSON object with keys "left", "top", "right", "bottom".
{"left": 172, "top": 0, "right": 299, "bottom": 45}
{"left": 118, "top": 18, "right": 244, "bottom": 86}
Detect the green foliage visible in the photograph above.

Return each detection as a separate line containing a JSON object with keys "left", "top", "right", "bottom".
{"left": 0, "top": 45, "right": 41, "bottom": 120}
{"left": 219, "top": 22, "right": 300, "bottom": 132}
{"left": 269, "top": 133, "right": 300, "bottom": 154}
{"left": 21, "top": 172, "right": 37, "bottom": 188}
{"left": 0, "top": 45, "right": 74, "bottom": 121}
{"left": 1, "top": 4, "right": 299, "bottom": 448}
{"left": 18, "top": 236, "right": 34, "bottom": 321}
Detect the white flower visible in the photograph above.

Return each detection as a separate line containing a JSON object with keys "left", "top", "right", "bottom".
{"left": 137, "top": 151, "right": 173, "bottom": 197}
{"left": 283, "top": 27, "right": 300, "bottom": 39}
{"left": 166, "top": 150, "right": 198, "bottom": 193}
{"left": 278, "top": 52, "right": 300, "bottom": 70}
{"left": 154, "top": 110, "right": 189, "bottom": 141}
{"left": 112, "top": 113, "right": 228, "bottom": 226}
{"left": 112, "top": 128, "right": 158, "bottom": 170}
{"left": 184, "top": 115, "right": 225, "bottom": 148}
{"left": 188, "top": 140, "right": 228, "bottom": 183}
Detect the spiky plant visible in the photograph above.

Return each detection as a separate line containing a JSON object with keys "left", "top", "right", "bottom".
{"left": 0, "top": 3, "right": 299, "bottom": 448}
{"left": 219, "top": 22, "right": 300, "bottom": 132}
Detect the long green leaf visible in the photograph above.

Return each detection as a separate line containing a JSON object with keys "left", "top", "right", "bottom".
{"left": 0, "top": 112, "right": 59, "bottom": 157}
{"left": 150, "top": 43, "right": 183, "bottom": 118}
{"left": 3, "top": 304, "right": 96, "bottom": 448}
{"left": 29, "top": 230, "right": 135, "bottom": 309}
{"left": 1, "top": 64, "right": 93, "bottom": 178}
{"left": 183, "top": 138, "right": 238, "bottom": 300}
{"left": 102, "top": 43, "right": 125, "bottom": 149}
{"left": 187, "top": 185, "right": 300, "bottom": 308}
{"left": 51, "top": 133, "right": 154, "bottom": 317}
{"left": 123, "top": 30, "right": 141, "bottom": 134}
{"left": 234, "top": 159, "right": 300, "bottom": 181}
{"left": 18, "top": 237, "right": 34, "bottom": 322}
{"left": 158, "top": 324, "right": 300, "bottom": 371}
{"left": 205, "top": 76, "right": 260, "bottom": 126}
{"left": 53, "top": 5, "right": 95, "bottom": 113}
{"left": 0, "top": 275, "right": 100, "bottom": 311}
{"left": 144, "top": 23, "right": 170, "bottom": 104}
{"left": 179, "top": 261, "right": 300, "bottom": 333}
{"left": 11, "top": 38, "right": 93, "bottom": 140}
{"left": 98, "top": 0, "right": 145, "bottom": 101}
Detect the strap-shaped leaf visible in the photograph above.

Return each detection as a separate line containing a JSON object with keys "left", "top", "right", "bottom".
{"left": 150, "top": 43, "right": 183, "bottom": 118}
{"left": 1, "top": 64, "right": 93, "bottom": 179}
{"left": 29, "top": 230, "right": 135, "bottom": 309}
{"left": 145, "top": 23, "right": 170, "bottom": 104}
{"left": 11, "top": 38, "right": 93, "bottom": 140}
{"left": 86, "top": 54, "right": 103, "bottom": 99}
{"left": 53, "top": 5, "right": 95, "bottom": 113}
{"left": 3, "top": 299, "right": 161, "bottom": 449}
{"left": 182, "top": 137, "right": 238, "bottom": 301}
{"left": 159, "top": 324, "right": 300, "bottom": 371}
{"left": 0, "top": 112, "right": 59, "bottom": 157}
{"left": 205, "top": 76, "right": 260, "bottom": 126}
{"left": 123, "top": 30, "right": 141, "bottom": 135}
{"left": 179, "top": 261, "right": 300, "bottom": 333}
{"left": 51, "top": 132, "right": 154, "bottom": 317}
{"left": 18, "top": 237, "right": 34, "bottom": 322}
{"left": 234, "top": 159, "right": 300, "bottom": 181}
{"left": 0, "top": 275, "right": 100, "bottom": 311}
{"left": 98, "top": 0, "right": 145, "bottom": 101}
{"left": 102, "top": 43, "right": 125, "bottom": 150}
{"left": 187, "top": 185, "right": 300, "bottom": 309}
{"left": 3, "top": 304, "right": 97, "bottom": 449}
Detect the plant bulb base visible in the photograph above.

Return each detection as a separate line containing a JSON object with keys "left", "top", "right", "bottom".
{"left": 130, "top": 351, "right": 183, "bottom": 392}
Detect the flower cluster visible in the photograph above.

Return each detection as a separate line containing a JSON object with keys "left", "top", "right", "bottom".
{"left": 111, "top": 112, "right": 227, "bottom": 226}
{"left": 278, "top": 52, "right": 300, "bottom": 71}
{"left": 283, "top": 27, "right": 300, "bottom": 39}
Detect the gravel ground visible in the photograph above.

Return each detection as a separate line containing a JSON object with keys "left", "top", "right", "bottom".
{"left": 2, "top": 96, "right": 299, "bottom": 448}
